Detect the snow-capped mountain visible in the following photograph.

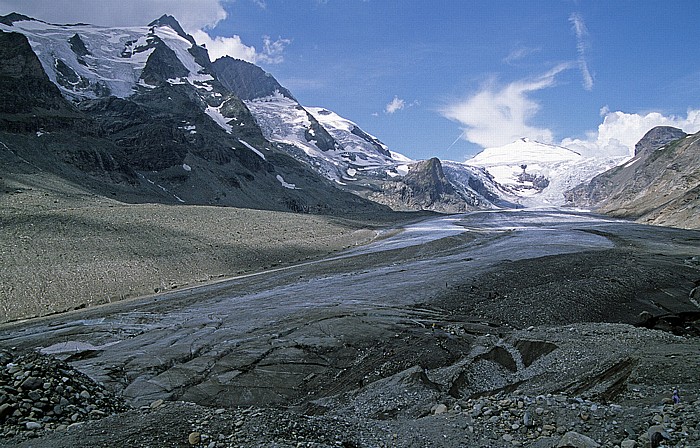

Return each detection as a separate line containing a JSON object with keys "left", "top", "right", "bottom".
{"left": 0, "top": 13, "right": 387, "bottom": 215}
{"left": 466, "top": 138, "right": 627, "bottom": 206}
{"left": 206, "top": 55, "right": 500, "bottom": 211}
{"left": 3, "top": 11, "right": 619, "bottom": 214}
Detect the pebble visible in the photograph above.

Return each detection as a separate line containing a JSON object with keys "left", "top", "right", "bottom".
{"left": 188, "top": 431, "right": 201, "bottom": 445}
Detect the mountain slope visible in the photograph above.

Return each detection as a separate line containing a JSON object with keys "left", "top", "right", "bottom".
{"left": 212, "top": 57, "right": 502, "bottom": 212}
{"left": 565, "top": 127, "right": 699, "bottom": 229}
{"left": 0, "top": 13, "right": 389, "bottom": 215}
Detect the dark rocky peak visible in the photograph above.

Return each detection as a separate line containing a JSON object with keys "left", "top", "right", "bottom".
{"left": 404, "top": 157, "right": 455, "bottom": 200}
{"left": 0, "top": 13, "right": 34, "bottom": 26}
{"left": 139, "top": 38, "right": 190, "bottom": 87}
{"left": 634, "top": 126, "right": 686, "bottom": 156}
{"left": 148, "top": 14, "right": 195, "bottom": 45}
{"left": 304, "top": 110, "right": 338, "bottom": 152}
{"left": 0, "top": 30, "right": 71, "bottom": 115}
{"left": 212, "top": 56, "right": 295, "bottom": 101}
{"left": 68, "top": 33, "right": 91, "bottom": 57}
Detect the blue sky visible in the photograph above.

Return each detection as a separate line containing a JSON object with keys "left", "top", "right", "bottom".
{"left": 3, "top": 0, "right": 700, "bottom": 161}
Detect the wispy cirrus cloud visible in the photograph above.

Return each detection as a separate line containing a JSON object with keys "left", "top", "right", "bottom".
{"left": 569, "top": 12, "right": 594, "bottom": 91}
{"left": 503, "top": 46, "right": 540, "bottom": 65}
{"left": 440, "top": 63, "right": 572, "bottom": 148}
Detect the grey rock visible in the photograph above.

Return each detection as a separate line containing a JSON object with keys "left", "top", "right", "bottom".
{"left": 25, "top": 421, "right": 42, "bottom": 430}
{"left": 556, "top": 431, "right": 600, "bottom": 448}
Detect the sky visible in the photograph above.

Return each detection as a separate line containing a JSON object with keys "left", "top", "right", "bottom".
{"left": 2, "top": 0, "right": 700, "bottom": 161}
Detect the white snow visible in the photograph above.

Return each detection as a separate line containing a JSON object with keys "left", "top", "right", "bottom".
{"left": 205, "top": 105, "right": 232, "bottom": 133}
{"left": 396, "top": 165, "right": 410, "bottom": 176}
{"left": 239, "top": 139, "right": 266, "bottom": 160}
{"left": 246, "top": 95, "right": 411, "bottom": 184}
{"left": 465, "top": 138, "right": 627, "bottom": 206}
{"left": 623, "top": 157, "right": 641, "bottom": 168}
{"left": 276, "top": 174, "right": 298, "bottom": 189}
{"left": 0, "top": 18, "right": 215, "bottom": 101}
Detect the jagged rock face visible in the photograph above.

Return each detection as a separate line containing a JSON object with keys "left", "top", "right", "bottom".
{"left": 565, "top": 126, "right": 688, "bottom": 207}
{"left": 0, "top": 31, "right": 70, "bottom": 115}
{"left": 634, "top": 126, "right": 687, "bottom": 156}
{"left": 403, "top": 157, "right": 454, "bottom": 202}
{"left": 212, "top": 56, "right": 295, "bottom": 101}
{"left": 370, "top": 158, "right": 474, "bottom": 212}
{"left": 566, "top": 127, "right": 700, "bottom": 229}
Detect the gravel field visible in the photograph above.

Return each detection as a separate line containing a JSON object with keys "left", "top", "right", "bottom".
{"left": 0, "top": 171, "right": 404, "bottom": 323}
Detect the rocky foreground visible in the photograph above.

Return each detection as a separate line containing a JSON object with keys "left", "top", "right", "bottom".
{"left": 1, "top": 330, "right": 699, "bottom": 448}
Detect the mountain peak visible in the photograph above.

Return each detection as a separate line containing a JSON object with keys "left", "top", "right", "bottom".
{"left": 634, "top": 126, "right": 686, "bottom": 156}
{"left": 148, "top": 14, "right": 194, "bottom": 45}
{"left": 0, "top": 12, "right": 35, "bottom": 26}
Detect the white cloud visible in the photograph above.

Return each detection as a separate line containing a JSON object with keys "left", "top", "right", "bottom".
{"left": 192, "top": 30, "right": 258, "bottom": 63}
{"left": 259, "top": 35, "right": 292, "bottom": 64}
{"left": 193, "top": 31, "right": 290, "bottom": 64}
{"left": 561, "top": 109, "right": 700, "bottom": 158}
{"left": 503, "top": 46, "right": 540, "bottom": 65}
{"left": 441, "top": 64, "right": 572, "bottom": 148}
{"left": 569, "top": 12, "right": 594, "bottom": 91}
{"left": 385, "top": 96, "right": 406, "bottom": 114}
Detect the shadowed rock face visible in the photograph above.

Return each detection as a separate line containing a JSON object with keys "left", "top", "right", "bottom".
{"left": 0, "top": 14, "right": 391, "bottom": 216}
{"left": 0, "top": 31, "right": 71, "bottom": 115}
{"left": 402, "top": 158, "right": 455, "bottom": 203}
{"left": 212, "top": 56, "right": 295, "bottom": 101}
{"left": 369, "top": 157, "right": 480, "bottom": 212}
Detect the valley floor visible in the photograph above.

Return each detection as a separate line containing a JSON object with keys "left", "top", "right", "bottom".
{"left": 1, "top": 179, "right": 699, "bottom": 447}
{"left": 0, "top": 171, "right": 410, "bottom": 324}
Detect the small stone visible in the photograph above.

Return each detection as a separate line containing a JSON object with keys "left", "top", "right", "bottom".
{"left": 150, "top": 399, "right": 164, "bottom": 409}
{"left": 503, "top": 434, "right": 514, "bottom": 442}
{"left": 25, "top": 421, "right": 42, "bottom": 430}
{"left": 79, "top": 390, "right": 91, "bottom": 400}
{"left": 433, "top": 403, "right": 448, "bottom": 415}
{"left": 523, "top": 410, "right": 534, "bottom": 428}
{"left": 556, "top": 431, "right": 600, "bottom": 448}
{"left": 620, "top": 439, "right": 636, "bottom": 448}
{"left": 188, "top": 431, "right": 201, "bottom": 445}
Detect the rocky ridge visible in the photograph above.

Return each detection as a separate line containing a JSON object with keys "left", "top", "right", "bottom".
{"left": 565, "top": 127, "right": 700, "bottom": 229}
